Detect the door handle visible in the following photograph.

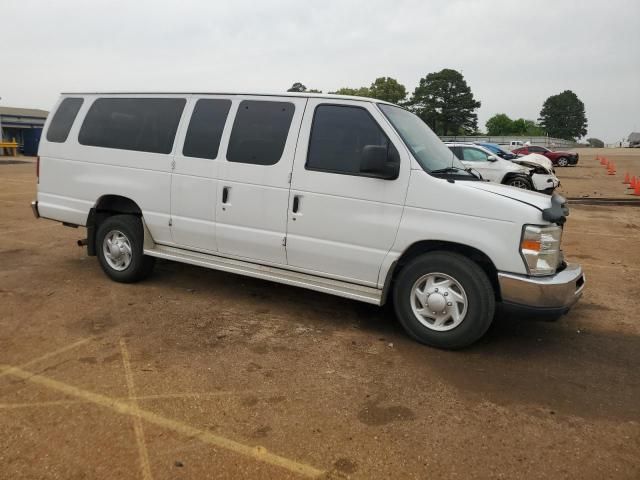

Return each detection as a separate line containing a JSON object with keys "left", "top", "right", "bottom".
{"left": 292, "top": 195, "right": 300, "bottom": 213}
{"left": 222, "top": 186, "right": 230, "bottom": 204}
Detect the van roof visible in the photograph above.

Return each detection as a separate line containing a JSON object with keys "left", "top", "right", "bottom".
{"left": 59, "top": 91, "right": 397, "bottom": 106}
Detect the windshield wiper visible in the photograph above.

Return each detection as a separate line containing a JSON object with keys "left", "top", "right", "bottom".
{"left": 431, "top": 166, "right": 468, "bottom": 175}
{"left": 431, "top": 166, "right": 482, "bottom": 180}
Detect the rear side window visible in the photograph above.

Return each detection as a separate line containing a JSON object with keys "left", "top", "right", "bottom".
{"left": 460, "top": 147, "right": 489, "bottom": 161}
{"left": 46, "top": 98, "right": 84, "bottom": 143}
{"left": 183, "top": 99, "right": 232, "bottom": 160}
{"left": 79, "top": 98, "right": 186, "bottom": 154}
{"left": 227, "top": 100, "right": 295, "bottom": 165}
{"left": 306, "top": 104, "right": 393, "bottom": 175}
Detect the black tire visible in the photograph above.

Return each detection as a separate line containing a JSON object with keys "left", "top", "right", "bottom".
{"left": 96, "top": 214, "right": 155, "bottom": 283}
{"left": 392, "top": 252, "right": 495, "bottom": 349}
{"left": 505, "top": 175, "right": 533, "bottom": 190}
{"left": 556, "top": 157, "right": 569, "bottom": 167}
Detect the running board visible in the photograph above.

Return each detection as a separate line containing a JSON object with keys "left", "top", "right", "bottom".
{"left": 143, "top": 245, "right": 382, "bottom": 305}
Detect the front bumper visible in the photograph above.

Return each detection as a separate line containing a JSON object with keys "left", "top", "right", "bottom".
{"left": 569, "top": 154, "right": 579, "bottom": 165}
{"left": 31, "top": 200, "right": 40, "bottom": 219}
{"left": 498, "top": 263, "right": 584, "bottom": 314}
{"left": 531, "top": 173, "right": 559, "bottom": 192}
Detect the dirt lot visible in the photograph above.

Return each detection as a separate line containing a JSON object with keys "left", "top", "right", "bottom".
{"left": 1, "top": 150, "right": 639, "bottom": 479}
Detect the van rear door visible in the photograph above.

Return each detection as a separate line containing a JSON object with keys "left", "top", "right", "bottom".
{"left": 170, "top": 96, "right": 233, "bottom": 252}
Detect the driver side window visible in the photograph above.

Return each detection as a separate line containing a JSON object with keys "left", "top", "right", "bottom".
{"left": 461, "top": 147, "right": 489, "bottom": 162}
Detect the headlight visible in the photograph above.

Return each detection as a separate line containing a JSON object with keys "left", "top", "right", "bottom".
{"left": 520, "top": 225, "right": 562, "bottom": 276}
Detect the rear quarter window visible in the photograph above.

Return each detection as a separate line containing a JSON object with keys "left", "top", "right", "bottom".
{"left": 46, "top": 98, "right": 84, "bottom": 143}
{"left": 78, "top": 98, "right": 186, "bottom": 154}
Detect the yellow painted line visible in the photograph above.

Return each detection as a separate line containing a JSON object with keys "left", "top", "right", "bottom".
{"left": 0, "top": 365, "right": 324, "bottom": 478}
{"left": 0, "top": 399, "right": 86, "bottom": 409}
{"left": 0, "top": 392, "right": 259, "bottom": 409}
{"left": 0, "top": 337, "right": 92, "bottom": 381}
{"left": 0, "top": 389, "right": 285, "bottom": 409}
{"left": 120, "top": 340, "right": 153, "bottom": 480}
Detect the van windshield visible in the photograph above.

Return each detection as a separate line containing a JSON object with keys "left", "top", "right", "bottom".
{"left": 378, "top": 104, "right": 469, "bottom": 175}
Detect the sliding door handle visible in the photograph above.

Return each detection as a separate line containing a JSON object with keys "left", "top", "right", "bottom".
{"left": 222, "top": 186, "right": 230, "bottom": 204}
{"left": 292, "top": 195, "right": 300, "bottom": 213}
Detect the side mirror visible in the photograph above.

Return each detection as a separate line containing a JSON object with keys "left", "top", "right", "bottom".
{"left": 360, "top": 145, "right": 400, "bottom": 179}
{"left": 487, "top": 155, "right": 498, "bottom": 162}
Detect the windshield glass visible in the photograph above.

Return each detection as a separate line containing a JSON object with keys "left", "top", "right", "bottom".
{"left": 378, "top": 104, "right": 466, "bottom": 173}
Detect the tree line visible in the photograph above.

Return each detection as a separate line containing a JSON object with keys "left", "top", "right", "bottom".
{"left": 287, "top": 70, "right": 588, "bottom": 141}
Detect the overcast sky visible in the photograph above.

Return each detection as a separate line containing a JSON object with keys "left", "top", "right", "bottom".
{"left": 3, "top": 0, "right": 639, "bottom": 142}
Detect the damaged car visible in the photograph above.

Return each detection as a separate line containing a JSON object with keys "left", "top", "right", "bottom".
{"left": 445, "top": 143, "right": 559, "bottom": 194}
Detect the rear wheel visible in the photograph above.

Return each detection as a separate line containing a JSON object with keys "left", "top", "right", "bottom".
{"left": 505, "top": 175, "right": 533, "bottom": 190}
{"left": 556, "top": 157, "right": 569, "bottom": 167}
{"left": 392, "top": 252, "right": 495, "bottom": 349}
{"left": 96, "top": 214, "right": 155, "bottom": 283}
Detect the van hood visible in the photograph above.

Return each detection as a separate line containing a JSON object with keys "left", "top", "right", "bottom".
{"left": 461, "top": 180, "right": 552, "bottom": 211}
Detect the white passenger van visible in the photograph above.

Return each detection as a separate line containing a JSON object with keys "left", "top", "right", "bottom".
{"left": 32, "top": 92, "right": 584, "bottom": 348}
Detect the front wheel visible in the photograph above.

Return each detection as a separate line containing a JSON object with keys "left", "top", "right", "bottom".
{"left": 505, "top": 175, "right": 533, "bottom": 190}
{"left": 96, "top": 214, "right": 155, "bottom": 283}
{"left": 393, "top": 252, "right": 495, "bottom": 349}
{"left": 556, "top": 157, "right": 569, "bottom": 167}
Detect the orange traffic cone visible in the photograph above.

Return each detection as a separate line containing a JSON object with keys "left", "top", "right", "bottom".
{"left": 608, "top": 163, "right": 616, "bottom": 175}
{"left": 601, "top": 157, "right": 607, "bottom": 165}
{"left": 603, "top": 158, "right": 609, "bottom": 167}
{"left": 630, "top": 176, "right": 637, "bottom": 189}
{"left": 623, "top": 172, "right": 630, "bottom": 184}
{"left": 634, "top": 182, "right": 640, "bottom": 196}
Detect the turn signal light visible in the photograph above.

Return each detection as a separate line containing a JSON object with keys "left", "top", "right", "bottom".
{"left": 520, "top": 239, "right": 541, "bottom": 252}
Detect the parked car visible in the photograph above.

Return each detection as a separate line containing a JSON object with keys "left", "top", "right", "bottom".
{"left": 496, "top": 140, "right": 525, "bottom": 151}
{"left": 32, "top": 92, "right": 584, "bottom": 349}
{"left": 446, "top": 143, "right": 559, "bottom": 194}
{"left": 511, "top": 145, "right": 579, "bottom": 167}
{"left": 474, "top": 142, "right": 518, "bottom": 160}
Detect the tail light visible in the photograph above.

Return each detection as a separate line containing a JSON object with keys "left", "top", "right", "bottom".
{"left": 36, "top": 156, "right": 40, "bottom": 184}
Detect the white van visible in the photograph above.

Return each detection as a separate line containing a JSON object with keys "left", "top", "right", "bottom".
{"left": 32, "top": 92, "right": 584, "bottom": 348}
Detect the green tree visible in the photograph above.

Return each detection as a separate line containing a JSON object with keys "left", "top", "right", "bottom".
{"left": 408, "top": 69, "right": 481, "bottom": 135}
{"left": 520, "top": 119, "right": 545, "bottom": 136}
{"left": 329, "top": 86, "right": 371, "bottom": 97}
{"left": 586, "top": 137, "right": 604, "bottom": 148}
{"left": 486, "top": 114, "right": 545, "bottom": 136}
{"left": 367, "top": 77, "right": 407, "bottom": 104}
{"left": 486, "top": 113, "right": 514, "bottom": 135}
{"left": 287, "top": 82, "right": 307, "bottom": 92}
{"left": 287, "top": 82, "right": 322, "bottom": 93}
{"left": 539, "top": 90, "right": 588, "bottom": 140}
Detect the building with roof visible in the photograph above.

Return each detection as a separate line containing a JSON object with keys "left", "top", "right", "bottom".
{"left": 0, "top": 106, "right": 48, "bottom": 156}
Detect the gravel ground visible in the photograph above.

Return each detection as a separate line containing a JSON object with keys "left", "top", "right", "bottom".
{"left": 0, "top": 150, "right": 639, "bottom": 479}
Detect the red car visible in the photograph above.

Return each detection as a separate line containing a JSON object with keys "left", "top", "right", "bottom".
{"left": 511, "top": 145, "right": 579, "bottom": 167}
